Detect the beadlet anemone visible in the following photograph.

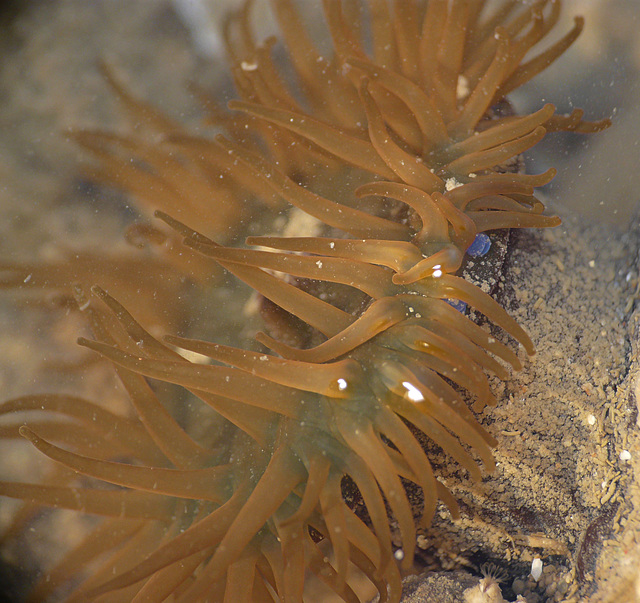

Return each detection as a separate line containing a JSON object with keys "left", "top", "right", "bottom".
{"left": 0, "top": 1, "right": 610, "bottom": 601}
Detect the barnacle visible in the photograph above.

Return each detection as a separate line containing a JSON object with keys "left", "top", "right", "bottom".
{"left": 0, "top": 1, "right": 610, "bottom": 602}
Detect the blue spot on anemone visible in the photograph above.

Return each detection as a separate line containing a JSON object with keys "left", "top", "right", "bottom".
{"left": 467, "top": 233, "right": 492, "bottom": 258}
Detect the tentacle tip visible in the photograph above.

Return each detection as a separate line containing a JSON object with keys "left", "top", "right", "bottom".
{"left": 18, "top": 425, "right": 34, "bottom": 441}
{"left": 472, "top": 400, "right": 492, "bottom": 413}
{"left": 512, "top": 359, "right": 524, "bottom": 371}
{"left": 468, "top": 467, "right": 482, "bottom": 482}
{"left": 76, "top": 337, "right": 92, "bottom": 349}
{"left": 391, "top": 273, "right": 409, "bottom": 286}
{"left": 90, "top": 285, "right": 111, "bottom": 302}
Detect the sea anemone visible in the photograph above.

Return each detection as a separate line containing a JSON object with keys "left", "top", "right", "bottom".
{"left": 0, "top": 1, "right": 610, "bottom": 601}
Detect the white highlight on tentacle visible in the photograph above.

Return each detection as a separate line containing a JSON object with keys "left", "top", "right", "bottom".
{"left": 402, "top": 382, "right": 424, "bottom": 403}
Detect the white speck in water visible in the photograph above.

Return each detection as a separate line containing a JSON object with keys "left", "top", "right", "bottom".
{"left": 531, "top": 558, "right": 543, "bottom": 581}
{"left": 402, "top": 382, "right": 424, "bottom": 403}
{"left": 456, "top": 74, "right": 469, "bottom": 99}
{"left": 23, "top": 274, "right": 32, "bottom": 283}
{"left": 445, "top": 177, "right": 464, "bottom": 191}
{"left": 394, "top": 549, "right": 404, "bottom": 561}
{"left": 337, "top": 378, "right": 348, "bottom": 391}
{"left": 587, "top": 414, "right": 596, "bottom": 425}
{"left": 329, "top": 241, "right": 335, "bottom": 249}
{"left": 240, "top": 61, "right": 258, "bottom": 71}
{"left": 433, "top": 269, "right": 443, "bottom": 278}
{"left": 620, "top": 450, "right": 632, "bottom": 462}
{"left": 316, "top": 260, "right": 323, "bottom": 268}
